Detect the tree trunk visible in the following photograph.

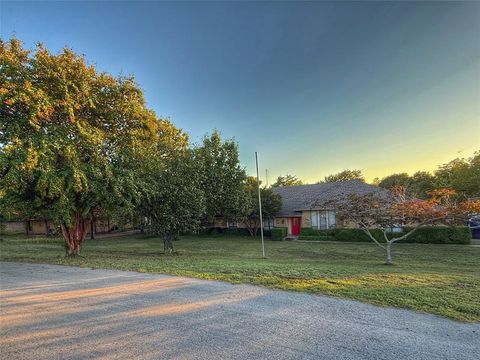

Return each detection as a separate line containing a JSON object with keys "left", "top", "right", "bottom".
{"left": 44, "top": 218, "right": 49, "bottom": 236}
{"left": 385, "top": 241, "right": 393, "bottom": 265}
{"left": 163, "top": 235, "right": 174, "bottom": 253}
{"left": 90, "top": 215, "right": 95, "bottom": 240}
{"left": 61, "top": 212, "right": 88, "bottom": 256}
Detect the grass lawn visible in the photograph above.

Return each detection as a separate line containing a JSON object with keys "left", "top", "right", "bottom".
{"left": 1, "top": 234, "right": 479, "bottom": 322}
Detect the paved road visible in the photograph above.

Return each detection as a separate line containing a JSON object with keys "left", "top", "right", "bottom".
{"left": 0, "top": 262, "right": 478, "bottom": 360}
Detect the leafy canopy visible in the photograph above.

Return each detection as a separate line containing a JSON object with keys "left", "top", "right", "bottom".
{"left": 195, "top": 131, "right": 246, "bottom": 223}
{"left": 321, "top": 169, "right": 365, "bottom": 183}
{"left": 376, "top": 151, "right": 479, "bottom": 199}
{"left": 137, "top": 121, "right": 205, "bottom": 240}
{"left": 271, "top": 174, "right": 302, "bottom": 187}
{"left": 0, "top": 38, "right": 157, "bottom": 228}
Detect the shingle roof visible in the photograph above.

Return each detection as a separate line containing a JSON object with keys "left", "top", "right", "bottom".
{"left": 271, "top": 180, "right": 388, "bottom": 216}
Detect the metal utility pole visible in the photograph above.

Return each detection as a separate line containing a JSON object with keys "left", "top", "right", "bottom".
{"left": 255, "top": 152, "right": 266, "bottom": 258}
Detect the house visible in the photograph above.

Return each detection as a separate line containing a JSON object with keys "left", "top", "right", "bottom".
{"left": 270, "top": 180, "right": 388, "bottom": 236}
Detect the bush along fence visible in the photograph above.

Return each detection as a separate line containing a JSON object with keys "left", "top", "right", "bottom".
{"left": 271, "top": 227, "right": 287, "bottom": 241}
{"left": 298, "top": 226, "right": 471, "bottom": 244}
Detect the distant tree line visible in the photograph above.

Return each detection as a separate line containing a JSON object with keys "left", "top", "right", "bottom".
{"left": 272, "top": 152, "right": 479, "bottom": 200}
{"left": 374, "top": 153, "right": 480, "bottom": 199}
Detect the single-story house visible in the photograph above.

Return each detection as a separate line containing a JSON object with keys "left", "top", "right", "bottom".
{"left": 214, "top": 180, "right": 388, "bottom": 236}
{"left": 270, "top": 180, "right": 388, "bottom": 235}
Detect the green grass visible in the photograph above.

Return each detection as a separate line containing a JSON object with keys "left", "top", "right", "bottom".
{"left": 1, "top": 234, "right": 479, "bottom": 322}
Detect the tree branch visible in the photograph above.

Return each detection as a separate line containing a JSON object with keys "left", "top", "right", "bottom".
{"left": 360, "top": 222, "right": 385, "bottom": 250}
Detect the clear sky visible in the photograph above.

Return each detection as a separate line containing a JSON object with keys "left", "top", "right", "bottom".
{"left": 1, "top": 1, "right": 479, "bottom": 183}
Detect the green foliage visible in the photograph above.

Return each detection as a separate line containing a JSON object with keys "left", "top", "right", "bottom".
{"left": 195, "top": 131, "right": 247, "bottom": 223}
{"left": 299, "top": 227, "right": 471, "bottom": 244}
{"left": 139, "top": 149, "right": 205, "bottom": 239}
{"left": 271, "top": 227, "right": 287, "bottom": 241}
{"left": 378, "top": 173, "right": 410, "bottom": 190}
{"left": 378, "top": 171, "right": 436, "bottom": 199}
{"left": 321, "top": 169, "right": 365, "bottom": 183}
{"left": 299, "top": 228, "right": 329, "bottom": 236}
{"left": 434, "top": 151, "right": 480, "bottom": 198}
{"left": 408, "top": 171, "right": 436, "bottom": 199}
{"left": 0, "top": 38, "right": 156, "bottom": 230}
{"left": 242, "top": 176, "right": 282, "bottom": 236}
{"left": 223, "top": 228, "right": 251, "bottom": 236}
{"left": 333, "top": 229, "right": 399, "bottom": 243}
{"left": 193, "top": 227, "right": 270, "bottom": 237}
{"left": 271, "top": 174, "right": 302, "bottom": 187}
{"left": 297, "top": 235, "right": 335, "bottom": 241}
{"left": 401, "top": 227, "right": 471, "bottom": 244}
{"left": 376, "top": 150, "right": 479, "bottom": 199}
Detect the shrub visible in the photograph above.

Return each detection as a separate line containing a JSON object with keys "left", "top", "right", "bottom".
{"left": 196, "top": 227, "right": 272, "bottom": 237}
{"left": 299, "top": 227, "right": 470, "bottom": 244}
{"left": 297, "top": 235, "right": 335, "bottom": 241}
{"left": 299, "top": 228, "right": 321, "bottom": 236}
{"left": 271, "top": 227, "right": 287, "bottom": 241}
{"left": 224, "top": 228, "right": 251, "bottom": 236}
{"left": 401, "top": 226, "right": 471, "bottom": 244}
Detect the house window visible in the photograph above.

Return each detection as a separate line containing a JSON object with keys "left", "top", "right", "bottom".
{"left": 311, "top": 210, "right": 336, "bottom": 230}
{"left": 385, "top": 227, "right": 402, "bottom": 233}
{"left": 227, "top": 222, "right": 237, "bottom": 229}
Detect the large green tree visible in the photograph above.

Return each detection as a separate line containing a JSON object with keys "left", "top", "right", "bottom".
{"left": 0, "top": 39, "right": 157, "bottom": 255}
{"left": 376, "top": 151, "right": 479, "bottom": 199}
{"left": 434, "top": 151, "right": 480, "bottom": 198}
{"left": 195, "top": 131, "right": 246, "bottom": 224}
{"left": 136, "top": 120, "right": 204, "bottom": 251}
{"left": 378, "top": 173, "right": 411, "bottom": 191}
{"left": 408, "top": 171, "right": 436, "bottom": 199}
{"left": 139, "top": 151, "right": 204, "bottom": 252}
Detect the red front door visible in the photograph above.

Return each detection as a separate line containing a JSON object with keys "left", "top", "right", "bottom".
{"left": 291, "top": 217, "right": 301, "bottom": 235}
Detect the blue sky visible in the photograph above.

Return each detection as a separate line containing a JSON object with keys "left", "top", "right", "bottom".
{"left": 1, "top": 1, "right": 479, "bottom": 183}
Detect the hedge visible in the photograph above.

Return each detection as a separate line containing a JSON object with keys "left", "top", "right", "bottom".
{"left": 297, "top": 235, "right": 336, "bottom": 241}
{"left": 271, "top": 227, "right": 287, "bottom": 241}
{"left": 197, "top": 227, "right": 272, "bottom": 237}
{"left": 299, "top": 227, "right": 471, "bottom": 244}
{"left": 401, "top": 227, "right": 471, "bottom": 244}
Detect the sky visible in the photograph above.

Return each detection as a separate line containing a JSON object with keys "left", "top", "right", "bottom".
{"left": 1, "top": 1, "right": 479, "bottom": 183}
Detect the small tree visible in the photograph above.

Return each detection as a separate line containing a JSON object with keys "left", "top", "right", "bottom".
{"left": 242, "top": 177, "right": 282, "bottom": 236}
{"left": 137, "top": 121, "right": 203, "bottom": 252}
{"left": 195, "top": 131, "right": 246, "bottom": 225}
{"left": 320, "top": 187, "right": 474, "bottom": 265}
{"left": 139, "top": 149, "right": 204, "bottom": 252}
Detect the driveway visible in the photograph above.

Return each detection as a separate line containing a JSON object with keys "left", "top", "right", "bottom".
{"left": 0, "top": 262, "right": 478, "bottom": 360}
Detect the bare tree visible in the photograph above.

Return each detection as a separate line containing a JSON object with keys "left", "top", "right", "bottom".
{"left": 316, "top": 187, "right": 478, "bottom": 265}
